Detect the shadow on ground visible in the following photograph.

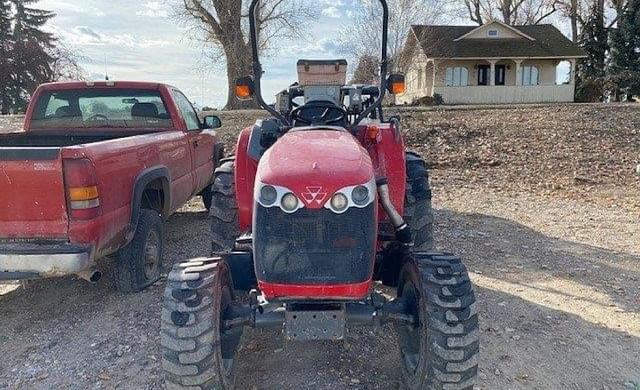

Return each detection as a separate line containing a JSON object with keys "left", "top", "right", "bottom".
{"left": 0, "top": 207, "right": 638, "bottom": 389}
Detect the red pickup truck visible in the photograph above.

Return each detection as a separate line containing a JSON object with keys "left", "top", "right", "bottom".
{"left": 0, "top": 81, "right": 224, "bottom": 292}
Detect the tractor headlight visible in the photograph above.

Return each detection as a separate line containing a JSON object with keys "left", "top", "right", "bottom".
{"left": 259, "top": 185, "right": 277, "bottom": 205}
{"left": 351, "top": 185, "right": 369, "bottom": 206}
{"left": 330, "top": 193, "right": 349, "bottom": 213}
{"left": 281, "top": 192, "right": 299, "bottom": 212}
{"left": 325, "top": 178, "right": 376, "bottom": 214}
{"left": 255, "top": 182, "right": 303, "bottom": 213}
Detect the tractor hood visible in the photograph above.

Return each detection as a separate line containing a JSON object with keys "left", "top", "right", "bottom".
{"left": 256, "top": 129, "right": 374, "bottom": 209}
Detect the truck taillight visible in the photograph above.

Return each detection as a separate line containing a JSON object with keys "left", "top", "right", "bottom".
{"left": 63, "top": 158, "right": 101, "bottom": 219}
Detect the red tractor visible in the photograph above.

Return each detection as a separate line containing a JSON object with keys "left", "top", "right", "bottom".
{"left": 161, "top": 1, "right": 478, "bottom": 388}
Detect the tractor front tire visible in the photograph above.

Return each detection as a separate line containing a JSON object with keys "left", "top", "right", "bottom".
{"left": 396, "top": 252, "right": 479, "bottom": 390}
{"left": 161, "top": 257, "right": 240, "bottom": 390}
{"left": 210, "top": 160, "right": 239, "bottom": 253}
{"left": 404, "top": 151, "right": 434, "bottom": 251}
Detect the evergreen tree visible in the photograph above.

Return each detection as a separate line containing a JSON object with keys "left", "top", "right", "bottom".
{"left": 576, "top": 0, "right": 608, "bottom": 101}
{"left": 0, "top": 0, "right": 13, "bottom": 114}
{"left": 608, "top": 0, "right": 640, "bottom": 101}
{"left": 10, "top": 0, "right": 55, "bottom": 112}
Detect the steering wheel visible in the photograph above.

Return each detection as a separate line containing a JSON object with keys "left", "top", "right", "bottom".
{"left": 87, "top": 113, "right": 109, "bottom": 122}
{"left": 290, "top": 101, "right": 347, "bottom": 126}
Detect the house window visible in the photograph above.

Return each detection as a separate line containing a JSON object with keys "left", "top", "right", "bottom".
{"left": 488, "top": 29, "right": 499, "bottom": 37}
{"left": 522, "top": 65, "right": 539, "bottom": 85}
{"left": 418, "top": 68, "right": 424, "bottom": 89}
{"left": 445, "top": 67, "right": 469, "bottom": 87}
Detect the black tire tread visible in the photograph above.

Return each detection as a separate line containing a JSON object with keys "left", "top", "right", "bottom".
{"left": 404, "top": 151, "right": 434, "bottom": 251}
{"left": 161, "top": 257, "right": 234, "bottom": 389}
{"left": 210, "top": 161, "right": 239, "bottom": 252}
{"left": 398, "top": 252, "right": 479, "bottom": 390}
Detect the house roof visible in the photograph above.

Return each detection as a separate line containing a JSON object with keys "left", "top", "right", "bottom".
{"left": 410, "top": 23, "right": 586, "bottom": 59}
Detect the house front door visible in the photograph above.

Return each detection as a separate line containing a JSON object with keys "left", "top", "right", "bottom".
{"left": 495, "top": 65, "right": 506, "bottom": 85}
{"left": 478, "top": 65, "right": 489, "bottom": 86}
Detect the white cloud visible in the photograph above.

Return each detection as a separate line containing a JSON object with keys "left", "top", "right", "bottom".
{"left": 322, "top": 7, "right": 341, "bottom": 18}
{"left": 136, "top": 1, "right": 170, "bottom": 18}
{"left": 51, "top": 25, "right": 172, "bottom": 48}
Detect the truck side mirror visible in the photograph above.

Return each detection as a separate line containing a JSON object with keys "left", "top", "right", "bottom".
{"left": 235, "top": 77, "right": 255, "bottom": 100}
{"left": 386, "top": 74, "right": 406, "bottom": 95}
{"left": 203, "top": 115, "right": 222, "bottom": 129}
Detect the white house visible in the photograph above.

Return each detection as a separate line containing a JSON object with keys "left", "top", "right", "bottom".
{"left": 397, "top": 21, "right": 587, "bottom": 105}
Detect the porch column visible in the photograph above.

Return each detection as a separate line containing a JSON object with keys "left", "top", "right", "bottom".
{"left": 569, "top": 59, "right": 577, "bottom": 85}
{"left": 489, "top": 60, "right": 498, "bottom": 86}
{"left": 514, "top": 60, "right": 523, "bottom": 86}
{"left": 432, "top": 59, "right": 437, "bottom": 92}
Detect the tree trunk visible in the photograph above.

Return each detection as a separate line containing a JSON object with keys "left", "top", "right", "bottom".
{"left": 571, "top": 0, "right": 578, "bottom": 42}
{"left": 222, "top": 37, "right": 259, "bottom": 110}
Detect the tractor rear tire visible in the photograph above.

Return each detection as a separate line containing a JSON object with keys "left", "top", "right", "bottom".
{"left": 396, "top": 252, "right": 479, "bottom": 390}
{"left": 404, "top": 151, "right": 434, "bottom": 251}
{"left": 161, "top": 257, "right": 241, "bottom": 390}
{"left": 210, "top": 160, "right": 239, "bottom": 253}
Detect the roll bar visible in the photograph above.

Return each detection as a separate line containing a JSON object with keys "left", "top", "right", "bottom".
{"left": 248, "top": 0, "right": 390, "bottom": 127}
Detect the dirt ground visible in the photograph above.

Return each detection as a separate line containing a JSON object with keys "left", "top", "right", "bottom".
{"left": 1, "top": 104, "right": 639, "bottom": 389}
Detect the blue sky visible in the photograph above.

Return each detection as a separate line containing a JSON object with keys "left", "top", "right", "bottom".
{"left": 40, "top": 0, "right": 365, "bottom": 108}
{"left": 40, "top": 0, "right": 571, "bottom": 108}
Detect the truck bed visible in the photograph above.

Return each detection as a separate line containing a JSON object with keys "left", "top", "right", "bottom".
{"left": 0, "top": 131, "right": 155, "bottom": 148}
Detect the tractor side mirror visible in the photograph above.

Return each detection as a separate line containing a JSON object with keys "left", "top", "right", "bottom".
{"left": 235, "top": 76, "right": 255, "bottom": 100}
{"left": 203, "top": 115, "right": 222, "bottom": 129}
{"left": 386, "top": 74, "right": 406, "bottom": 95}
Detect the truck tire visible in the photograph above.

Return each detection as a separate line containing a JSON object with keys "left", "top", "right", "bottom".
{"left": 161, "top": 257, "right": 240, "bottom": 390}
{"left": 404, "top": 151, "right": 434, "bottom": 250}
{"left": 396, "top": 252, "right": 479, "bottom": 390}
{"left": 114, "top": 209, "right": 163, "bottom": 292}
{"left": 210, "top": 160, "right": 239, "bottom": 253}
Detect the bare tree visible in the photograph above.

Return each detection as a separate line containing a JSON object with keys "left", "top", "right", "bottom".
{"left": 338, "top": 0, "right": 447, "bottom": 73}
{"left": 458, "top": 0, "right": 559, "bottom": 25}
{"left": 49, "top": 44, "right": 87, "bottom": 81}
{"left": 177, "top": 0, "right": 315, "bottom": 109}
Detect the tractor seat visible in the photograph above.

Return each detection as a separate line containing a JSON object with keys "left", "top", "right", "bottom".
{"left": 131, "top": 103, "right": 159, "bottom": 118}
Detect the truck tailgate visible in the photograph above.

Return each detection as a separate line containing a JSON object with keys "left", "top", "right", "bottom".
{"left": 0, "top": 148, "right": 68, "bottom": 238}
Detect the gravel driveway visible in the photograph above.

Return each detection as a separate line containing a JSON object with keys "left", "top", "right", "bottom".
{"left": 1, "top": 105, "right": 638, "bottom": 389}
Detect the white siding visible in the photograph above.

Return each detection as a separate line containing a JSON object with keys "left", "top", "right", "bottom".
{"left": 433, "top": 85, "right": 576, "bottom": 104}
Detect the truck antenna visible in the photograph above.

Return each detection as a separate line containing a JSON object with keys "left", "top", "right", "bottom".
{"left": 104, "top": 55, "right": 109, "bottom": 81}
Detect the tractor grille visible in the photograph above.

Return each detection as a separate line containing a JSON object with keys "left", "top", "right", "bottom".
{"left": 253, "top": 203, "right": 376, "bottom": 285}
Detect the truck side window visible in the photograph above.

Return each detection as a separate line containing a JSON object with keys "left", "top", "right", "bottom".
{"left": 173, "top": 90, "right": 201, "bottom": 131}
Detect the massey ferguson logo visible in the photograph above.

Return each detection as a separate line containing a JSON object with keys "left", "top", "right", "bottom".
{"left": 301, "top": 186, "right": 328, "bottom": 206}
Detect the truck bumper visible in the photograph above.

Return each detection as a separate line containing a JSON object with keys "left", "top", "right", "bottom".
{"left": 0, "top": 242, "right": 92, "bottom": 280}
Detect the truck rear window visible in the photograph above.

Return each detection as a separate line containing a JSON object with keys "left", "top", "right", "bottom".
{"left": 30, "top": 89, "right": 173, "bottom": 129}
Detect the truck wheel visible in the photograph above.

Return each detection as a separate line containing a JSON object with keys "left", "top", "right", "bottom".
{"left": 201, "top": 185, "right": 213, "bottom": 211}
{"left": 114, "top": 209, "right": 163, "bottom": 293}
{"left": 161, "top": 257, "right": 240, "bottom": 390}
{"left": 210, "top": 160, "right": 239, "bottom": 252}
{"left": 396, "top": 252, "right": 479, "bottom": 390}
{"left": 404, "top": 151, "right": 434, "bottom": 250}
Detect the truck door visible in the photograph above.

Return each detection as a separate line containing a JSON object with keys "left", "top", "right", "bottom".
{"left": 172, "top": 90, "right": 215, "bottom": 196}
